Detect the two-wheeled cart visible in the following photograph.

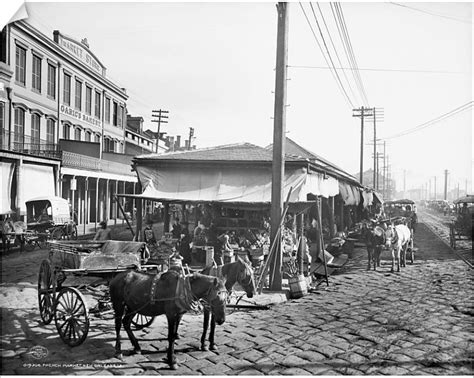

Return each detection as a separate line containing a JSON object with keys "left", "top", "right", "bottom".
{"left": 38, "top": 240, "right": 159, "bottom": 346}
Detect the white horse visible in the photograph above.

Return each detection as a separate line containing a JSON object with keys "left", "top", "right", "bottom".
{"left": 385, "top": 224, "right": 412, "bottom": 272}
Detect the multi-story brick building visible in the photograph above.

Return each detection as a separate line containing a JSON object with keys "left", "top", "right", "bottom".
{"left": 0, "top": 20, "right": 138, "bottom": 232}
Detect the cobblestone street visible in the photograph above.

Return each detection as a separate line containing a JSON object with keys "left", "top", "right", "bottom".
{"left": 1, "top": 218, "right": 473, "bottom": 375}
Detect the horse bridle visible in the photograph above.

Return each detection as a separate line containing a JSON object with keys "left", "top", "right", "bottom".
{"left": 198, "top": 280, "right": 228, "bottom": 312}
{"left": 237, "top": 261, "right": 255, "bottom": 290}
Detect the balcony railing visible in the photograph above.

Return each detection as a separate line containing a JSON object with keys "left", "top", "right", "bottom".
{"left": 62, "top": 151, "right": 134, "bottom": 176}
{"left": 0, "top": 130, "right": 62, "bottom": 159}
{"left": 1, "top": 130, "right": 135, "bottom": 177}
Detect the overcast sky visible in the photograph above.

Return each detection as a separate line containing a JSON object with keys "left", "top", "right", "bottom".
{"left": 7, "top": 1, "right": 474, "bottom": 194}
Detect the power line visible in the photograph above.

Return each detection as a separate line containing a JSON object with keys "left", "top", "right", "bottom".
{"left": 287, "top": 65, "right": 466, "bottom": 75}
{"left": 381, "top": 101, "right": 473, "bottom": 140}
{"left": 337, "top": 2, "right": 369, "bottom": 106}
{"left": 389, "top": 2, "right": 473, "bottom": 25}
{"left": 298, "top": 2, "right": 354, "bottom": 109}
{"left": 308, "top": 2, "right": 355, "bottom": 107}
{"left": 314, "top": 2, "right": 360, "bottom": 105}
{"left": 332, "top": 2, "right": 369, "bottom": 106}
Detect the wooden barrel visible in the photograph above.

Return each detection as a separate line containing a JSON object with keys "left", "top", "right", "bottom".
{"left": 288, "top": 274, "right": 308, "bottom": 299}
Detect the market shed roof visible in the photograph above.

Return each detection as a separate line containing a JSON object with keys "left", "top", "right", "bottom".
{"left": 134, "top": 143, "right": 310, "bottom": 164}
{"left": 267, "top": 138, "right": 360, "bottom": 185}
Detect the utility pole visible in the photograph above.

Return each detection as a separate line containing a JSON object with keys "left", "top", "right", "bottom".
{"left": 444, "top": 169, "right": 448, "bottom": 200}
{"left": 370, "top": 108, "right": 384, "bottom": 189}
{"left": 269, "top": 2, "right": 289, "bottom": 291}
{"left": 353, "top": 107, "right": 374, "bottom": 184}
{"left": 151, "top": 109, "right": 169, "bottom": 153}
{"left": 373, "top": 108, "right": 376, "bottom": 188}
{"left": 434, "top": 176, "right": 437, "bottom": 200}
{"left": 188, "top": 127, "right": 194, "bottom": 150}
{"left": 403, "top": 170, "right": 406, "bottom": 198}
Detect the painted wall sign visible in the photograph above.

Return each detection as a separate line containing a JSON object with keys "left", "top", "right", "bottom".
{"left": 54, "top": 31, "right": 106, "bottom": 76}
{"left": 60, "top": 104, "right": 102, "bottom": 128}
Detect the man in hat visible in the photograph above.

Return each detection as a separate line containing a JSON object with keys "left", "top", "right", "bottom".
{"left": 93, "top": 221, "right": 112, "bottom": 241}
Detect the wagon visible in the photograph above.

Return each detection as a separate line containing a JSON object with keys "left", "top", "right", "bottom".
{"left": 37, "top": 240, "right": 159, "bottom": 346}
{"left": 449, "top": 195, "right": 473, "bottom": 250}
{"left": 24, "top": 197, "right": 78, "bottom": 251}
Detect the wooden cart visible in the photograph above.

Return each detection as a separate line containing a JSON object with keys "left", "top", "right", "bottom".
{"left": 449, "top": 195, "right": 473, "bottom": 250}
{"left": 37, "top": 240, "right": 159, "bottom": 346}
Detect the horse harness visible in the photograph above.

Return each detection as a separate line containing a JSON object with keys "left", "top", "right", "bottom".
{"left": 149, "top": 272, "right": 197, "bottom": 312}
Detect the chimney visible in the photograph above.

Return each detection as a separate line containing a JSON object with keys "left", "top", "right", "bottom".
{"left": 176, "top": 135, "right": 181, "bottom": 149}
{"left": 185, "top": 140, "right": 190, "bottom": 149}
{"left": 168, "top": 136, "right": 175, "bottom": 152}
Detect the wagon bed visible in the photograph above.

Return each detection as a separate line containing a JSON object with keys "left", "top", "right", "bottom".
{"left": 38, "top": 240, "right": 159, "bottom": 346}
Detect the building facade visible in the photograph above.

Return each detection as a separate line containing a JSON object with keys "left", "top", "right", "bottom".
{"left": 0, "top": 20, "right": 138, "bottom": 232}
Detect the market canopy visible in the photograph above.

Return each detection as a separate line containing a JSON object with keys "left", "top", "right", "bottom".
{"left": 134, "top": 164, "right": 340, "bottom": 204}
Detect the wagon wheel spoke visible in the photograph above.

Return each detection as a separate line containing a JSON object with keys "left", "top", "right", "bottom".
{"left": 54, "top": 288, "right": 89, "bottom": 347}
{"left": 38, "top": 260, "right": 56, "bottom": 325}
{"left": 131, "top": 313, "right": 155, "bottom": 329}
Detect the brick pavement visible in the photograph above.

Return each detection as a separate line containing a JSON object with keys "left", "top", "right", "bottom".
{"left": 1, "top": 220, "right": 473, "bottom": 375}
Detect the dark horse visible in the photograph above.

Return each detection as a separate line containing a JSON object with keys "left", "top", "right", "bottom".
{"left": 109, "top": 269, "right": 227, "bottom": 370}
{"left": 361, "top": 222, "right": 386, "bottom": 271}
{"left": 199, "top": 256, "right": 256, "bottom": 351}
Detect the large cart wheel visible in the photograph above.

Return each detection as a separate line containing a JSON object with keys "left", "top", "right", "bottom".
{"left": 54, "top": 287, "right": 90, "bottom": 347}
{"left": 51, "top": 227, "right": 65, "bottom": 240}
{"left": 131, "top": 314, "right": 155, "bottom": 329}
{"left": 38, "top": 260, "right": 56, "bottom": 325}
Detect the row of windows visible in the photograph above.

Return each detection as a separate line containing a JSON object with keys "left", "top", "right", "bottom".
{"left": 15, "top": 44, "right": 125, "bottom": 128}
{"left": 12, "top": 107, "right": 55, "bottom": 145}
{"left": 127, "top": 131, "right": 153, "bottom": 147}
{"left": 62, "top": 123, "right": 123, "bottom": 153}
{"left": 8, "top": 106, "right": 123, "bottom": 153}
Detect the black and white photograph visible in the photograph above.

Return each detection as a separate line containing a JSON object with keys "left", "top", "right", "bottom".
{"left": 0, "top": 0, "right": 472, "bottom": 375}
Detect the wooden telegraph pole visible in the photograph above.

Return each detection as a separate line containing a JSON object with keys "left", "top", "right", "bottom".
{"left": 269, "top": 2, "right": 289, "bottom": 291}
{"left": 353, "top": 107, "right": 374, "bottom": 184}
{"left": 151, "top": 109, "right": 169, "bottom": 153}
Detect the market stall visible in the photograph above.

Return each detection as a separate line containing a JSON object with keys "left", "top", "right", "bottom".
{"left": 119, "top": 142, "right": 377, "bottom": 290}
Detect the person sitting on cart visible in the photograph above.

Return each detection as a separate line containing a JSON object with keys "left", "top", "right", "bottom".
{"left": 38, "top": 206, "right": 51, "bottom": 223}
{"left": 93, "top": 221, "right": 112, "bottom": 241}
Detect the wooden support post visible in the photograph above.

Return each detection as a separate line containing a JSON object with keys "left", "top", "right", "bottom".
{"left": 339, "top": 199, "right": 345, "bottom": 232}
{"left": 315, "top": 197, "right": 329, "bottom": 286}
{"left": 296, "top": 212, "right": 304, "bottom": 275}
{"left": 163, "top": 202, "right": 170, "bottom": 233}
{"left": 95, "top": 178, "right": 99, "bottom": 232}
{"left": 135, "top": 198, "right": 143, "bottom": 241}
{"left": 328, "top": 196, "right": 335, "bottom": 238}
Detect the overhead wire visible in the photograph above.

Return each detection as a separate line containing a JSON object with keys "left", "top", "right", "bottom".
{"left": 329, "top": 2, "right": 364, "bottom": 105}
{"left": 389, "top": 2, "right": 473, "bottom": 25}
{"left": 381, "top": 101, "right": 473, "bottom": 140}
{"left": 334, "top": 2, "right": 369, "bottom": 106}
{"left": 297, "top": 2, "right": 354, "bottom": 109}
{"left": 314, "top": 2, "right": 360, "bottom": 106}
{"left": 308, "top": 2, "right": 356, "bottom": 108}
{"left": 287, "top": 65, "right": 465, "bottom": 75}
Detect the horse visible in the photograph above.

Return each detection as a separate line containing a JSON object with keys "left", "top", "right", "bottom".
{"left": 109, "top": 269, "right": 228, "bottom": 370}
{"left": 361, "top": 222, "right": 386, "bottom": 271}
{"left": 384, "top": 223, "right": 412, "bottom": 273}
{"left": 199, "top": 256, "right": 256, "bottom": 351}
